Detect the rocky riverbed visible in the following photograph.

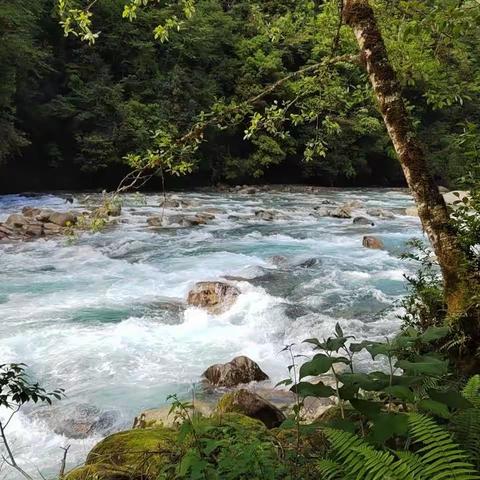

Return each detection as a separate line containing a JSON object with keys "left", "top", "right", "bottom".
{"left": 0, "top": 187, "right": 431, "bottom": 476}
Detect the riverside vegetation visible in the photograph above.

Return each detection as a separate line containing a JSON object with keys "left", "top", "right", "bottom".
{"left": 1, "top": 0, "right": 480, "bottom": 479}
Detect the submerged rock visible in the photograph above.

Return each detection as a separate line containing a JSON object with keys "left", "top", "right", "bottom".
{"left": 362, "top": 235, "right": 384, "bottom": 249}
{"left": 216, "top": 389, "right": 285, "bottom": 429}
{"left": 187, "top": 281, "right": 240, "bottom": 314}
{"left": 296, "top": 257, "right": 321, "bottom": 268}
{"left": 203, "top": 355, "right": 269, "bottom": 387}
{"left": 269, "top": 255, "right": 289, "bottom": 267}
{"left": 353, "top": 216, "right": 375, "bottom": 226}
{"left": 33, "top": 403, "right": 119, "bottom": 440}
{"left": 254, "top": 209, "right": 276, "bottom": 221}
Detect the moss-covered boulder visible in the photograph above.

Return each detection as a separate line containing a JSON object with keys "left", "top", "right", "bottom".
{"left": 216, "top": 389, "right": 285, "bottom": 428}
{"left": 65, "top": 428, "right": 177, "bottom": 480}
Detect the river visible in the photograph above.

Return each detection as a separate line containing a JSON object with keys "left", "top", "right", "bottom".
{"left": 0, "top": 188, "right": 422, "bottom": 477}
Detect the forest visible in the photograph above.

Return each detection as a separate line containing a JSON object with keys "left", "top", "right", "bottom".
{"left": 1, "top": 0, "right": 480, "bottom": 191}
{"left": 0, "top": 1, "right": 480, "bottom": 480}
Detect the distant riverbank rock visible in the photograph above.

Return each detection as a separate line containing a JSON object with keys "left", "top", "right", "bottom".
{"left": 159, "top": 197, "right": 192, "bottom": 208}
{"left": 203, "top": 355, "right": 269, "bottom": 387}
{"left": 366, "top": 208, "right": 395, "bottom": 219}
{"left": 362, "top": 236, "right": 384, "bottom": 249}
{"left": 0, "top": 209, "right": 78, "bottom": 240}
{"left": 216, "top": 389, "right": 285, "bottom": 428}
{"left": 353, "top": 216, "right": 375, "bottom": 226}
{"left": 187, "top": 281, "right": 240, "bottom": 314}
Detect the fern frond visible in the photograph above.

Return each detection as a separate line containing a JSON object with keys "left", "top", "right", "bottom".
{"left": 463, "top": 375, "right": 480, "bottom": 408}
{"left": 323, "top": 427, "right": 401, "bottom": 480}
{"left": 408, "top": 413, "right": 480, "bottom": 480}
{"left": 316, "top": 459, "right": 344, "bottom": 480}
{"left": 452, "top": 408, "right": 480, "bottom": 468}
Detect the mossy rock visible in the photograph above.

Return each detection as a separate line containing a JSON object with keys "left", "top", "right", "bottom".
{"left": 216, "top": 389, "right": 285, "bottom": 428}
{"left": 69, "top": 428, "right": 178, "bottom": 479}
{"left": 210, "top": 412, "right": 267, "bottom": 431}
{"left": 64, "top": 463, "right": 131, "bottom": 480}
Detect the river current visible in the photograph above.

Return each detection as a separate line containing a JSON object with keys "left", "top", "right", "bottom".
{"left": 0, "top": 188, "right": 422, "bottom": 476}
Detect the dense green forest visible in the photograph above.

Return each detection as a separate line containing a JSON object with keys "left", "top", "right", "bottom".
{"left": 1, "top": 0, "right": 479, "bottom": 192}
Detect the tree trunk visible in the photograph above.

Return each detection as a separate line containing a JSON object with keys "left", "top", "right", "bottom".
{"left": 343, "top": 0, "right": 467, "bottom": 317}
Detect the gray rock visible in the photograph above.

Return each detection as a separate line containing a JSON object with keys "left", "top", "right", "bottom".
{"left": 48, "top": 211, "right": 77, "bottom": 227}
{"left": 21, "top": 207, "right": 41, "bottom": 217}
{"left": 43, "top": 223, "right": 63, "bottom": 234}
{"left": 329, "top": 206, "right": 352, "bottom": 219}
{"left": 216, "top": 389, "right": 284, "bottom": 428}
{"left": 187, "top": 281, "right": 240, "bottom": 314}
{"left": 297, "top": 257, "right": 321, "bottom": 268}
{"left": 147, "top": 216, "right": 163, "bottom": 227}
{"left": 203, "top": 355, "right": 269, "bottom": 388}
{"left": 362, "top": 236, "right": 384, "bottom": 249}
{"left": 255, "top": 210, "right": 276, "bottom": 221}
{"left": 366, "top": 208, "right": 395, "bottom": 219}
{"left": 5, "top": 214, "right": 28, "bottom": 228}
{"left": 24, "top": 223, "right": 43, "bottom": 237}
{"left": 353, "top": 216, "right": 375, "bottom": 226}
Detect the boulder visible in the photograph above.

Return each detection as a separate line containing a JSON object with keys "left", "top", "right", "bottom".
{"left": 405, "top": 206, "right": 418, "bottom": 216}
{"left": 43, "top": 222, "right": 63, "bottom": 234}
{"left": 362, "top": 236, "right": 384, "bottom": 249}
{"left": 159, "top": 198, "right": 190, "bottom": 208}
{"left": 36, "top": 209, "right": 55, "bottom": 222}
{"left": 366, "top": 208, "right": 395, "bottom": 219}
{"left": 79, "top": 428, "right": 176, "bottom": 478}
{"left": 254, "top": 210, "right": 276, "bottom": 221}
{"left": 310, "top": 207, "right": 329, "bottom": 217}
{"left": 48, "top": 211, "right": 76, "bottom": 227}
{"left": 187, "top": 281, "right": 240, "bottom": 314}
{"left": 147, "top": 216, "right": 163, "bottom": 227}
{"left": 344, "top": 200, "right": 363, "bottom": 209}
{"left": 203, "top": 355, "right": 269, "bottom": 387}
{"left": 216, "top": 389, "right": 285, "bottom": 429}
{"left": 195, "top": 212, "right": 215, "bottom": 223}
{"left": 24, "top": 223, "right": 43, "bottom": 237}
{"left": 329, "top": 206, "right": 352, "bottom": 219}
{"left": 33, "top": 403, "right": 119, "bottom": 440}
{"left": 133, "top": 401, "right": 213, "bottom": 429}
{"left": 5, "top": 213, "right": 28, "bottom": 228}
{"left": 353, "top": 217, "right": 375, "bottom": 226}
{"left": 21, "top": 206, "right": 41, "bottom": 217}
{"left": 243, "top": 187, "right": 257, "bottom": 194}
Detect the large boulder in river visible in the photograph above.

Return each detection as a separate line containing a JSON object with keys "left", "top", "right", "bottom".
{"left": 216, "top": 389, "right": 285, "bottom": 429}
{"left": 187, "top": 281, "right": 240, "bottom": 314}
{"left": 48, "top": 211, "right": 77, "bottom": 226}
{"left": 362, "top": 235, "right": 384, "bottom": 249}
{"left": 255, "top": 209, "right": 276, "bottom": 221}
{"left": 5, "top": 213, "right": 29, "bottom": 228}
{"left": 203, "top": 356, "right": 269, "bottom": 387}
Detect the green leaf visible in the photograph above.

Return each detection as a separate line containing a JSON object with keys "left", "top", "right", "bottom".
{"left": 418, "top": 399, "right": 451, "bottom": 419}
{"left": 338, "top": 372, "right": 390, "bottom": 391}
{"left": 428, "top": 389, "right": 473, "bottom": 410}
{"left": 420, "top": 326, "right": 450, "bottom": 342}
{"left": 291, "top": 381, "right": 336, "bottom": 398}
{"left": 370, "top": 413, "right": 409, "bottom": 444}
{"left": 395, "top": 355, "right": 448, "bottom": 376}
{"left": 299, "top": 354, "right": 348, "bottom": 379}
{"left": 384, "top": 385, "right": 414, "bottom": 402}
{"left": 350, "top": 398, "right": 383, "bottom": 417}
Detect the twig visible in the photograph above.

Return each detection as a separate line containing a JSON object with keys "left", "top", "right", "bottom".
{"left": 59, "top": 445, "right": 71, "bottom": 479}
{"left": 0, "top": 420, "right": 34, "bottom": 480}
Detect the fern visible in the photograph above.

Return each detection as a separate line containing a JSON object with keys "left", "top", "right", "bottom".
{"left": 408, "top": 413, "right": 480, "bottom": 480}
{"left": 462, "top": 375, "right": 480, "bottom": 408}
{"left": 318, "top": 415, "right": 480, "bottom": 480}
{"left": 452, "top": 375, "right": 480, "bottom": 468}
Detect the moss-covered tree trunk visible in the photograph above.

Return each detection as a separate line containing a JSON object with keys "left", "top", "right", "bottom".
{"left": 343, "top": 0, "right": 467, "bottom": 317}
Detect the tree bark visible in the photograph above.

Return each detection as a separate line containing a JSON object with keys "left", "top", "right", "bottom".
{"left": 343, "top": 0, "right": 468, "bottom": 317}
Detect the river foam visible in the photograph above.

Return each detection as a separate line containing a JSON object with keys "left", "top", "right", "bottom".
{"left": 0, "top": 188, "right": 422, "bottom": 476}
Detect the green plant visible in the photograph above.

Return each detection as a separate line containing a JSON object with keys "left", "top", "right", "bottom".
{"left": 318, "top": 413, "right": 480, "bottom": 480}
